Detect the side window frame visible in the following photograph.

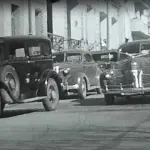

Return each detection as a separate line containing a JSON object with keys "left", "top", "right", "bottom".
{"left": 119, "top": 53, "right": 130, "bottom": 61}
{"left": 26, "top": 40, "right": 51, "bottom": 58}
{"left": 6, "top": 42, "right": 27, "bottom": 61}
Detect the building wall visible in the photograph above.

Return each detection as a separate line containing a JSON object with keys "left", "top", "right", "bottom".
{"left": 70, "top": 4, "right": 83, "bottom": 40}
{"left": 31, "top": 0, "right": 47, "bottom": 36}
{"left": 52, "top": 0, "right": 67, "bottom": 37}
{"left": 0, "top": 0, "right": 47, "bottom": 36}
{"left": 52, "top": 0, "right": 150, "bottom": 50}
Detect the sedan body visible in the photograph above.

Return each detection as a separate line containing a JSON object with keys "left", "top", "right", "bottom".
{"left": 100, "top": 40, "right": 150, "bottom": 105}
{"left": 53, "top": 50, "right": 101, "bottom": 99}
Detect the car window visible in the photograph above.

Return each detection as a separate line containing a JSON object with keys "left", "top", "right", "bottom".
{"left": 141, "top": 43, "right": 150, "bottom": 55}
{"left": 53, "top": 53, "right": 64, "bottom": 63}
{"left": 28, "top": 42, "right": 50, "bottom": 57}
{"left": 84, "top": 54, "right": 94, "bottom": 63}
{"left": 66, "top": 53, "right": 82, "bottom": 63}
{"left": 119, "top": 53, "right": 130, "bottom": 61}
{"left": 7, "top": 42, "right": 26, "bottom": 60}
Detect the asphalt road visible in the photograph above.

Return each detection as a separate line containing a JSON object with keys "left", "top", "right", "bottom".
{"left": 1, "top": 93, "right": 150, "bottom": 150}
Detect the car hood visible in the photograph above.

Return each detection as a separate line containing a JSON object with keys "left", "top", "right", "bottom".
{"left": 53, "top": 62, "right": 79, "bottom": 69}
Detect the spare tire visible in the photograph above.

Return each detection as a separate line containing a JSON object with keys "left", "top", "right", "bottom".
{"left": 0, "top": 65, "right": 20, "bottom": 101}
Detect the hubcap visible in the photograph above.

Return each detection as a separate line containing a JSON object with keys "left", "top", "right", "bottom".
{"left": 48, "top": 86, "right": 57, "bottom": 103}
{"left": 5, "top": 73, "right": 16, "bottom": 92}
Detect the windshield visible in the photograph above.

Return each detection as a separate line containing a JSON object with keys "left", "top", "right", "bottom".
{"left": 66, "top": 53, "right": 82, "bottom": 63}
{"left": 92, "top": 52, "right": 117, "bottom": 62}
{"left": 53, "top": 52, "right": 82, "bottom": 63}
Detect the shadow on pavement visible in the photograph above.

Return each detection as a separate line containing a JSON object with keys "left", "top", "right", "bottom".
{"left": 60, "top": 92, "right": 96, "bottom": 101}
{"left": 1, "top": 108, "right": 44, "bottom": 118}
{"left": 72, "top": 95, "right": 150, "bottom": 106}
{"left": 72, "top": 97, "right": 105, "bottom": 106}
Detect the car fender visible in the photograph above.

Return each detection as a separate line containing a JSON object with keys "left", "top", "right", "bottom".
{"left": 37, "top": 69, "right": 62, "bottom": 96}
{"left": 67, "top": 72, "right": 90, "bottom": 91}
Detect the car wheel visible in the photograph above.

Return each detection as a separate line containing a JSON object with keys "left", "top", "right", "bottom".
{"left": 104, "top": 94, "right": 115, "bottom": 105}
{"left": 0, "top": 65, "right": 20, "bottom": 101}
{"left": 42, "top": 78, "right": 59, "bottom": 111}
{"left": 78, "top": 78, "right": 87, "bottom": 100}
{"left": 0, "top": 95, "right": 5, "bottom": 116}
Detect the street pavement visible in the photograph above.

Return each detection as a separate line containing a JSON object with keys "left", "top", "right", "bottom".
{"left": 0, "top": 93, "right": 150, "bottom": 150}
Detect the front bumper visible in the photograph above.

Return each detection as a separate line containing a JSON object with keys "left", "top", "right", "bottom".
{"left": 103, "top": 84, "right": 150, "bottom": 96}
{"left": 61, "top": 82, "right": 79, "bottom": 91}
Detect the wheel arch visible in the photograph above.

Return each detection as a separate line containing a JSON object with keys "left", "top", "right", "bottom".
{"left": 75, "top": 72, "right": 90, "bottom": 91}
{"left": 37, "top": 69, "right": 62, "bottom": 96}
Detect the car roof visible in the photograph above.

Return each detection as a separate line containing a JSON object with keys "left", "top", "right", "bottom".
{"left": 0, "top": 35, "right": 51, "bottom": 43}
{"left": 91, "top": 49, "right": 118, "bottom": 55}
{"left": 119, "top": 39, "right": 150, "bottom": 49}
{"left": 53, "top": 50, "right": 91, "bottom": 55}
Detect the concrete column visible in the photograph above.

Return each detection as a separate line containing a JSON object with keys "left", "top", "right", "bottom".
{"left": 0, "top": 2, "right": 4, "bottom": 36}
{"left": 63, "top": 0, "right": 69, "bottom": 49}
{"left": 82, "top": 5, "right": 88, "bottom": 50}
{"left": 28, "top": 0, "right": 32, "bottom": 34}
{"left": 106, "top": 1, "right": 111, "bottom": 49}
{"left": 47, "top": 0, "right": 53, "bottom": 33}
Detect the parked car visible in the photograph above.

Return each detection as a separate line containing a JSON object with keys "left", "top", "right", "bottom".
{"left": 91, "top": 50, "right": 118, "bottom": 71}
{"left": 52, "top": 50, "right": 101, "bottom": 99}
{"left": 0, "top": 35, "right": 62, "bottom": 114}
{"left": 100, "top": 39, "right": 150, "bottom": 105}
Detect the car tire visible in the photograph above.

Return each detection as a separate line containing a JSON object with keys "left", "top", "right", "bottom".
{"left": 78, "top": 78, "right": 87, "bottom": 100}
{"left": 42, "top": 78, "right": 59, "bottom": 111}
{"left": 104, "top": 94, "right": 115, "bottom": 105}
{"left": 0, "top": 96, "right": 5, "bottom": 116}
{"left": 0, "top": 65, "right": 20, "bottom": 101}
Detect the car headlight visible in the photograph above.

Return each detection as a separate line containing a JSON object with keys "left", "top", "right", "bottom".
{"left": 105, "top": 73, "right": 111, "bottom": 79}
{"left": 110, "top": 70, "right": 114, "bottom": 75}
{"left": 63, "top": 68, "right": 70, "bottom": 76}
{"left": 53, "top": 66, "right": 60, "bottom": 73}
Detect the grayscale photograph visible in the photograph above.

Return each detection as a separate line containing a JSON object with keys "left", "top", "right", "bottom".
{"left": 0, "top": 0, "right": 150, "bottom": 149}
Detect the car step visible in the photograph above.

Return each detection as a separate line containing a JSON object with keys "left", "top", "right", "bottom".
{"left": 22, "top": 96, "right": 46, "bottom": 103}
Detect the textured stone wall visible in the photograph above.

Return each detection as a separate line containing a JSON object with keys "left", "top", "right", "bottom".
{"left": 0, "top": 0, "right": 47, "bottom": 36}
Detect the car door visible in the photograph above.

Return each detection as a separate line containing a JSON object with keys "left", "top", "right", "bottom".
{"left": 26, "top": 39, "right": 53, "bottom": 90}
{"left": 83, "top": 53, "right": 98, "bottom": 86}
{"left": 5, "top": 41, "right": 31, "bottom": 94}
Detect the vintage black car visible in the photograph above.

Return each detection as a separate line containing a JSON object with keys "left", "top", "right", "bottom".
{"left": 52, "top": 50, "right": 101, "bottom": 99}
{"left": 91, "top": 50, "right": 119, "bottom": 71}
{"left": 100, "top": 39, "right": 150, "bottom": 105}
{"left": 0, "top": 35, "right": 62, "bottom": 114}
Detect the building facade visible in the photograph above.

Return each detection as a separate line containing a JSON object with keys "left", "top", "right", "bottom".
{"left": 52, "top": 0, "right": 150, "bottom": 51}
{"left": 0, "top": 0, "right": 47, "bottom": 36}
